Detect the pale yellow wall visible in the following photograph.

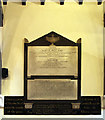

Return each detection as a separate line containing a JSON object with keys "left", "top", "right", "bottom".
{"left": 1, "top": 2, "right": 104, "bottom": 96}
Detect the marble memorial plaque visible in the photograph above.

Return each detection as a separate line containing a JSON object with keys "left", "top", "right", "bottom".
{"left": 28, "top": 46, "right": 78, "bottom": 76}
{"left": 27, "top": 79, "right": 78, "bottom": 100}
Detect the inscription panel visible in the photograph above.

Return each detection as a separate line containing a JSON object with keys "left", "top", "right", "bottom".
{"left": 28, "top": 46, "right": 78, "bottom": 76}
{"left": 4, "top": 96, "right": 101, "bottom": 115}
{"left": 27, "top": 79, "right": 78, "bottom": 100}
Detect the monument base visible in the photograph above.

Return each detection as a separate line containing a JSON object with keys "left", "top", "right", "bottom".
{"left": 4, "top": 96, "right": 101, "bottom": 115}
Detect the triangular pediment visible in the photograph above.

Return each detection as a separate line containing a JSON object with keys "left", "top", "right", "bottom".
{"left": 29, "top": 31, "right": 76, "bottom": 46}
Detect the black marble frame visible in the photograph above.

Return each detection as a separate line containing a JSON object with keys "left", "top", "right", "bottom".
{"left": 24, "top": 31, "right": 81, "bottom": 104}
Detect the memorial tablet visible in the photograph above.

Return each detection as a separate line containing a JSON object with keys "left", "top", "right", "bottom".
{"left": 28, "top": 46, "right": 78, "bottom": 76}
{"left": 24, "top": 32, "right": 81, "bottom": 102}
{"left": 27, "top": 79, "right": 78, "bottom": 100}
{"left": 3, "top": 32, "right": 102, "bottom": 115}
